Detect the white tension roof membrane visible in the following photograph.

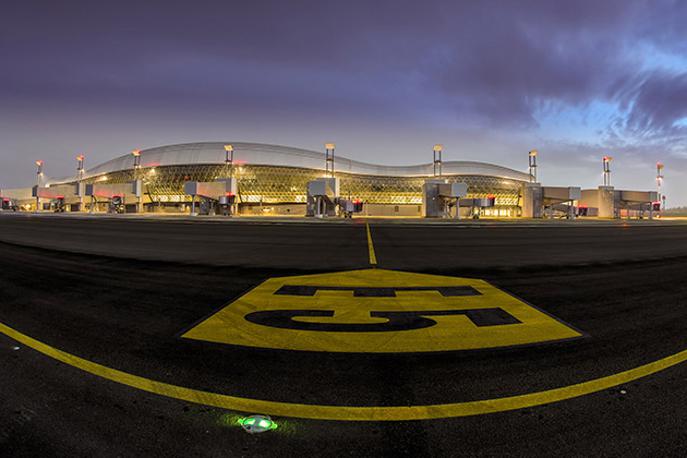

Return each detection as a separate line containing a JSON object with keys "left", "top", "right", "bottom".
{"left": 47, "top": 142, "right": 532, "bottom": 185}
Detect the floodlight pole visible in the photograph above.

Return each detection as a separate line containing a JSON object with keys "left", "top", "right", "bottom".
{"left": 76, "top": 155, "right": 85, "bottom": 211}
{"left": 224, "top": 144, "right": 236, "bottom": 216}
{"left": 224, "top": 144, "right": 234, "bottom": 178}
{"left": 433, "top": 144, "right": 443, "bottom": 177}
{"left": 656, "top": 162, "right": 664, "bottom": 210}
{"left": 325, "top": 143, "right": 335, "bottom": 177}
{"left": 35, "top": 160, "right": 44, "bottom": 212}
{"left": 528, "top": 150, "right": 538, "bottom": 183}
{"left": 132, "top": 149, "right": 143, "bottom": 212}
{"left": 602, "top": 156, "right": 612, "bottom": 186}
{"left": 132, "top": 149, "right": 142, "bottom": 171}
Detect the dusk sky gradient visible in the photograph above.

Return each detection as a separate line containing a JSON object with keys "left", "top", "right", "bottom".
{"left": 1, "top": 0, "right": 686, "bottom": 203}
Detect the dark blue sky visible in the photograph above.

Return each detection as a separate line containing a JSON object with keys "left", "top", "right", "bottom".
{"left": 1, "top": 0, "right": 686, "bottom": 203}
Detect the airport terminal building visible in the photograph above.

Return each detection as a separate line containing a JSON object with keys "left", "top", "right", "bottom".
{"left": 1, "top": 142, "right": 660, "bottom": 218}
{"left": 6, "top": 142, "right": 531, "bottom": 217}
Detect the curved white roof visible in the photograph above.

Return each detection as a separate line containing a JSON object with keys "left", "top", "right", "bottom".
{"left": 48, "top": 142, "right": 532, "bottom": 184}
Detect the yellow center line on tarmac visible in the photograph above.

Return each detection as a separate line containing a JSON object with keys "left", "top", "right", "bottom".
{"left": 2, "top": 319, "right": 687, "bottom": 421}
{"left": 366, "top": 222, "right": 377, "bottom": 266}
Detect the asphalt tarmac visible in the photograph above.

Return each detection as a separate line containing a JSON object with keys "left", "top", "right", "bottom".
{"left": 1, "top": 213, "right": 687, "bottom": 269}
{"left": 2, "top": 214, "right": 687, "bottom": 456}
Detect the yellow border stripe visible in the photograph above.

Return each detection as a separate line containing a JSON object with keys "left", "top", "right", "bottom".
{"left": 2, "top": 319, "right": 686, "bottom": 421}
{"left": 366, "top": 222, "right": 377, "bottom": 266}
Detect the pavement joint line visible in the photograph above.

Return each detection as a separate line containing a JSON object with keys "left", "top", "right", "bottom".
{"left": 2, "top": 319, "right": 687, "bottom": 421}
{"left": 366, "top": 222, "right": 377, "bottom": 266}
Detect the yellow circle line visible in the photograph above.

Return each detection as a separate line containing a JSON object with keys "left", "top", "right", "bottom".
{"left": 2, "top": 320, "right": 685, "bottom": 421}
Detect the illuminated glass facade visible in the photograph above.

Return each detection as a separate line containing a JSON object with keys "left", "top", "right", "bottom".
{"left": 78, "top": 163, "right": 524, "bottom": 210}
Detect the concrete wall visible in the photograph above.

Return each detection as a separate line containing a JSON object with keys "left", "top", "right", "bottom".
{"left": 521, "top": 183, "right": 542, "bottom": 218}
{"left": 580, "top": 186, "right": 615, "bottom": 218}
{"left": 619, "top": 190, "right": 658, "bottom": 203}
{"left": 422, "top": 179, "right": 446, "bottom": 217}
{"left": 543, "top": 186, "right": 581, "bottom": 202}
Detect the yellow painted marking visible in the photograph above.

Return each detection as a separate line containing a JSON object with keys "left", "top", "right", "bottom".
{"left": 1, "top": 319, "right": 686, "bottom": 421}
{"left": 182, "top": 269, "right": 581, "bottom": 352}
{"left": 366, "top": 222, "right": 377, "bottom": 266}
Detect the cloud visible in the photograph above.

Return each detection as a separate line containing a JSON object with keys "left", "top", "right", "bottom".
{"left": 1, "top": 0, "right": 686, "bottom": 201}
{"left": 621, "top": 71, "right": 687, "bottom": 139}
